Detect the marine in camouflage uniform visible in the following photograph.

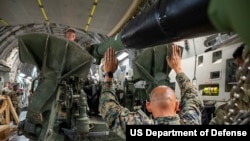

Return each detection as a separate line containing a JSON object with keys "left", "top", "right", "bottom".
{"left": 8, "top": 84, "right": 22, "bottom": 116}
{"left": 99, "top": 47, "right": 203, "bottom": 139}
{"left": 1, "top": 82, "right": 12, "bottom": 95}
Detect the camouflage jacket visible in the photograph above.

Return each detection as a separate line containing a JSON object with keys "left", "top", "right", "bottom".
{"left": 8, "top": 90, "right": 20, "bottom": 106}
{"left": 1, "top": 87, "right": 12, "bottom": 95}
{"left": 99, "top": 72, "right": 203, "bottom": 139}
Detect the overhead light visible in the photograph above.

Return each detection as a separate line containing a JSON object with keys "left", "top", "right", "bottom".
{"left": 27, "top": 76, "right": 32, "bottom": 80}
{"left": 117, "top": 52, "right": 129, "bottom": 61}
{"left": 19, "top": 73, "right": 26, "bottom": 77}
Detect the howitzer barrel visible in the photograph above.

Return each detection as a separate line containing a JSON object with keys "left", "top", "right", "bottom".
{"left": 90, "top": 0, "right": 218, "bottom": 63}
{"left": 89, "top": 33, "right": 125, "bottom": 59}
{"left": 121, "top": 0, "right": 217, "bottom": 49}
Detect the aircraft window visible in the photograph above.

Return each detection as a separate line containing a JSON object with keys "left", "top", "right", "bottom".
{"left": 198, "top": 55, "right": 203, "bottom": 66}
{"left": 212, "top": 50, "right": 222, "bottom": 63}
{"left": 210, "top": 71, "right": 221, "bottom": 79}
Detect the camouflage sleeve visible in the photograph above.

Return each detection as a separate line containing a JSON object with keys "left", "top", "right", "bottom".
{"left": 176, "top": 72, "right": 204, "bottom": 125}
{"left": 209, "top": 104, "right": 227, "bottom": 125}
{"left": 99, "top": 82, "right": 153, "bottom": 139}
{"left": 6, "top": 91, "right": 12, "bottom": 96}
{"left": 1, "top": 88, "right": 7, "bottom": 95}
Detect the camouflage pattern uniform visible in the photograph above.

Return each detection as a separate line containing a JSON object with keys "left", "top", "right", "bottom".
{"left": 1, "top": 87, "right": 12, "bottom": 95}
{"left": 8, "top": 90, "right": 21, "bottom": 115}
{"left": 99, "top": 72, "right": 203, "bottom": 139}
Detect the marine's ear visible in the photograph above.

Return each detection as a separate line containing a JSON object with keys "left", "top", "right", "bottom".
{"left": 174, "top": 100, "right": 180, "bottom": 112}
{"left": 146, "top": 100, "right": 152, "bottom": 113}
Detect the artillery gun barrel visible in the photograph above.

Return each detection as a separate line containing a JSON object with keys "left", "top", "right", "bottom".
{"left": 90, "top": 0, "right": 217, "bottom": 63}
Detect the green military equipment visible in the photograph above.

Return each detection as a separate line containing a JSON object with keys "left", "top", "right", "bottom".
{"left": 133, "top": 44, "right": 182, "bottom": 93}
{"left": 89, "top": 33, "right": 125, "bottom": 64}
{"left": 17, "top": 33, "right": 123, "bottom": 140}
{"left": 208, "top": 0, "right": 250, "bottom": 49}
{"left": 121, "top": 44, "right": 183, "bottom": 112}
